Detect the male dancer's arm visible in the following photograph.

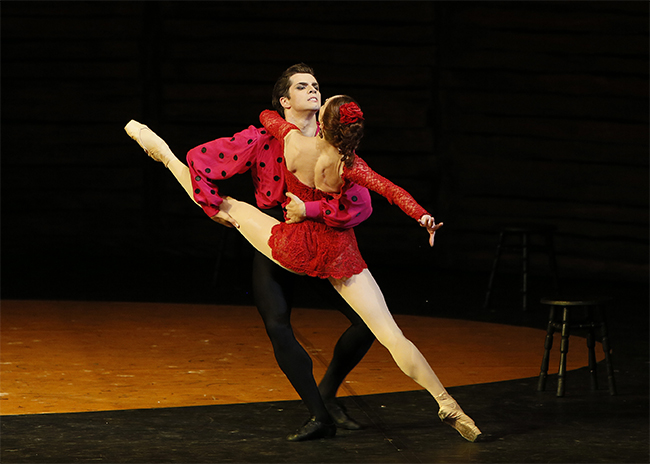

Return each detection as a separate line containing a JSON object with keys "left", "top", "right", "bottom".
{"left": 187, "top": 127, "right": 372, "bottom": 230}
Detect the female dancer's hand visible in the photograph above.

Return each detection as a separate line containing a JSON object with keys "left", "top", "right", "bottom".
{"left": 285, "top": 192, "right": 306, "bottom": 224}
{"left": 419, "top": 215, "right": 443, "bottom": 247}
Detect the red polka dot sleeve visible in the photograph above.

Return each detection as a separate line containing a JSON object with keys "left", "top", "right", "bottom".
{"left": 187, "top": 125, "right": 284, "bottom": 218}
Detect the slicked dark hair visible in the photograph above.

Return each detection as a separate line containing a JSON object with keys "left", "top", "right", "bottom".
{"left": 271, "top": 63, "right": 317, "bottom": 118}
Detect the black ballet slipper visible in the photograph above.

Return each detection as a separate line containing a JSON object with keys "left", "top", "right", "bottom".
{"left": 325, "top": 400, "right": 363, "bottom": 430}
{"left": 286, "top": 417, "right": 336, "bottom": 442}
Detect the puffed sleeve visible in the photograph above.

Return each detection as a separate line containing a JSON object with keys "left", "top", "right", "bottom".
{"left": 187, "top": 125, "right": 263, "bottom": 218}
{"left": 342, "top": 155, "right": 429, "bottom": 221}
{"left": 303, "top": 182, "right": 373, "bottom": 229}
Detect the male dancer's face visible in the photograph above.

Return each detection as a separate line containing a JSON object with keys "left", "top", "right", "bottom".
{"left": 281, "top": 73, "right": 321, "bottom": 115}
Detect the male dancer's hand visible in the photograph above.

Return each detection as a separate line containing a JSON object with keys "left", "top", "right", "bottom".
{"left": 285, "top": 192, "right": 306, "bottom": 224}
{"left": 211, "top": 210, "right": 239, "bottom": 228}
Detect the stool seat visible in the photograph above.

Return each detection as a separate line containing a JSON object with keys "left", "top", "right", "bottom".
{"left": 540, "top": 296, "right": 612, "bottom": 306}
{"left": 484, "top": 223, "right": 560, "bottom": 311}
{"left": 538, "top": 296, "right": 616, "bottom": 397}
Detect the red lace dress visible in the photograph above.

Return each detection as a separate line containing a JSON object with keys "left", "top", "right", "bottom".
{"left": 269, "top": 167, "right": 367, "bottom": 279}
{"left": 261, "top": 110, "right": 430, "bottom": 280}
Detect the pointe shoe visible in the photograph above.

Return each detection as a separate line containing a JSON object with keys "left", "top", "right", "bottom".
{"left": 124, "top": 120, "right": 173, "bottom": 167}
{"left": 325, "top": 400, "right": 363, "bottom": 430}
{"left": 286, "top": 417, "right": 336, "bottom": 442}
{"left": 436, "top": 392, "right": 482, "bottom": 442}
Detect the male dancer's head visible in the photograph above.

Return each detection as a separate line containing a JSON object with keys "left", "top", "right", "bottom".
{"left": 272, "top": 63, "right": 321, "bottom": 136}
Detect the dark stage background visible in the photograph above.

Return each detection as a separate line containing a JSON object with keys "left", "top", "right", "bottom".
{"left": 2, "top": 1, "right": 648, "bottom": 307}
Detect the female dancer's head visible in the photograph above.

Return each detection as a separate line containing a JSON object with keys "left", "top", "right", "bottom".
{"left": 319, "top": 95, "right": 365, "bottom": 167}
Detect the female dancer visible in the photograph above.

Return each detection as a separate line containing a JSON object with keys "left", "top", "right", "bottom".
{"left": 125, "top": 96, "right": 483, "bottom": 442}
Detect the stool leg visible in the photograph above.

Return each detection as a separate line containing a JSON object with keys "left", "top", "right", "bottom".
{"left": 557, "top": 307, "right": 570, "bottom": 397}
{"left": 598, "top": 307, "right": 617, "bottom": 395}
{"left": 586, "top": 307, "right": 598, "bottom": 391}
{"left": 521, "top": 232, "right": 529, "bottom": 311}
{"left": 538, "top": 306, "right": 555, "bottom": 391}
{"left": 483, "top": 232, "right": 505, "bottom": 311}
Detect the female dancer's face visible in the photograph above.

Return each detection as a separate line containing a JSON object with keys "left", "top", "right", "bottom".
{"left": 283, "top": 73, "right": 321, "bottom": 113}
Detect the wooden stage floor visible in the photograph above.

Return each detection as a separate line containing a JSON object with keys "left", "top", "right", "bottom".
{"left": 1, "top": 299, "right": 603, "bottom": 416}
{"left": 1, "top": 298, "right": 647, "bottom": 463}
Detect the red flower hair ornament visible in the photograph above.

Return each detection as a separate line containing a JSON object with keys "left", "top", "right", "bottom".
{"left": 339, "top": 102, "right": 364, "bottom": 125}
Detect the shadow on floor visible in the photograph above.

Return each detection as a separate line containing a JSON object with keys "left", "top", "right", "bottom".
{"left": 2, "top": 364, "right": 648, "bottom": 463}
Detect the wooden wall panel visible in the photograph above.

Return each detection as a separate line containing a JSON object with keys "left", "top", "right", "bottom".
{"left": 2, "top": 1, "right": 647, "bottom": 295}
{"left": 434, "top": 2, "right": 648, "bottom": 281}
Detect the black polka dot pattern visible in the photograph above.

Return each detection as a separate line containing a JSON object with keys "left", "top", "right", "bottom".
{"left": 246, "top": 161, "right": 252, "bottom": 167}
{"left": 351, "top": 196, "right": 358, "bottom": 202}
{"left": 339, "top": 204, "right": 345, "bottom": 211}
{"left": 233, "top": 155, "right": 238, "bottom": 161}
{"left": 205, "top": 168, "right": 211, "bottom": 173}
{"left": 325, "top": 210, "right": 331, "bottom": 215}
{"left": 263, "top": 144, "right": 270, "bottom": 150}
{"left": 195, "top": 176, "right": 201, "bottom": 182}
{"left": 221, "top": 171, "right": 227, "bottom": 177}
{"left": 195, "top": 188, "right": 201, "bottom": 194}
{"left": 260, "top": 162, "right": 266, "bottom": 168}
{"left": 219, "top": 153, "right": 224, "bottom": 159}
{"left": 247, "top": 139, "right": 253, "bottom": 144}
{"left": 274, "top": 176, "right": 280, "bottom": 181}
{"left": 201, "top": 147, "right": 207, "bottom": 153}
{"left": 277, "top": 157, "right": 283, "bottom": 163}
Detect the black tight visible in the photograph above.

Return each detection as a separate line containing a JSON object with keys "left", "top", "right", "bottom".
{"left": 318, "top": 300, "right": 376, "bottom": 401}
{"left": 252, "top": 250, "right": 374, "bottom": 422}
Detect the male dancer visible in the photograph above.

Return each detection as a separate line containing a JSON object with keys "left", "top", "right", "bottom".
{"left": 185, "top": 64, "right": 376, "bottom": 441}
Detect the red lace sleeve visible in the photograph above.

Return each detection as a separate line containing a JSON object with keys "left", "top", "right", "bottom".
{"left": 260, "top": 110, "right": 300, "bottom": 145}
{"left": 342, "top": 155, "right": 429, "bottom": 221}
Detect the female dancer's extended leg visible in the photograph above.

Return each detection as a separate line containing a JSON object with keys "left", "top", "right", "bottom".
{"left": 329, "top": 269, "right": 483, "bottom": 442}
{"left": 124, "top": 119, "right": 288, "bottom": 267}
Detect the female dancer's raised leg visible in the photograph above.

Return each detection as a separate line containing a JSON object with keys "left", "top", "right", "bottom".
{"left": 125, "top": 120, "right": 198, "bottom": 204}
{"left": 124, "top": 119, "right": 292, "bottom": 272}
{"left": 329, "top": 269, "right": 483, "bottom": 442}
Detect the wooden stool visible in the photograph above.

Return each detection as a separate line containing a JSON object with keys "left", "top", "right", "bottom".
{"left": 538, "top": 296, "right": 616, "bottom": 397}
{"left": 483, "top": 224, "right": 560, "bottom": 311}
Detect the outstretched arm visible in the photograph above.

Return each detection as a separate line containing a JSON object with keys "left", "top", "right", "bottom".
{"left": 343, "top": 155, "right": 442, "bottom": 246}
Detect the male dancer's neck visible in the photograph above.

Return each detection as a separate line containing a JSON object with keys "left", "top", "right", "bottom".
{"left": 285, "top": 110, "right": 318, "bottom": 138}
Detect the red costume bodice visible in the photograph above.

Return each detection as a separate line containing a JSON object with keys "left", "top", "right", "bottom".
{"left": 260, "top": 110, "right": 431, "bottom": 279}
